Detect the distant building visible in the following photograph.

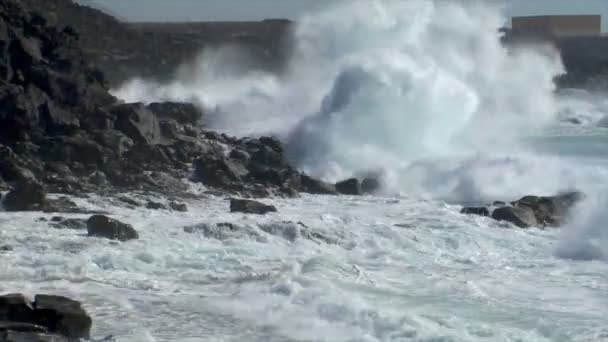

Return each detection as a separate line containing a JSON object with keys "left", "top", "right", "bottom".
{"left": 511, "top": 15, "right": 601, "bottom": 37}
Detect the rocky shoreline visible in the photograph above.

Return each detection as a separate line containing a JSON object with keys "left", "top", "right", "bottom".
{"left": 0, "top": 0, "right": 592, "bottom": 339}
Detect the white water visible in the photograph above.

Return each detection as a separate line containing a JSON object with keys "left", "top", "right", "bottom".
{"left": 1, "top": 192, "right": 607, "bottom": 341}
{"left": 4, "top": 0, "right": 608, "bottom": 341}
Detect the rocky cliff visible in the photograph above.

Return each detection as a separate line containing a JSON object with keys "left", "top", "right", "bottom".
{"left": 0, "top": 0, "right": 332, "bottom": 203}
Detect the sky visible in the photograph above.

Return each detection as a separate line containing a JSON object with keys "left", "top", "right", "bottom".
{"left": 79, "top": 0, "right": 608, "bottom": 30}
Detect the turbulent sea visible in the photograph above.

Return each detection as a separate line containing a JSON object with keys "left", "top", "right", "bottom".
{"left": 3, "top": 0, "right": 608, "bottom": 341}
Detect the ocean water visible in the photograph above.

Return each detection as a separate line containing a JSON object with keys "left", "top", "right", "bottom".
{"left": 3, "top": 0, "right": 608, "bottom": 341}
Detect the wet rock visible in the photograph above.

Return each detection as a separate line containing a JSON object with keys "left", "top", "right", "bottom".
{"left": 230, "top": 198, "right": 277, "bottom": 215}
{"left": 147, "top": 102, "right": 203, "bottom": 125}
{"left": 361, "top": 177, "right": 380, "bottom": 194}
{"left": 3, "top": 181, "right": 46, "bottom": 211}
{"left": 335, "top": 178, "right": 362, "bottom": 195}
{"left": 86, "top": 215, "right": 139, "bottom": 241}
{"left": 512, "top": 191, "right": 584, "bottom": 226}
{"left": 145, "top": 201, "right": 166, "bottom": 210}
{"left": 193, "top": 155, "right": 248, "bottom": 189}
{"left": 50, "top": 218, "right": 87, "bottom": 230}
{"left": 32, "top": 295, "right": 92, "bottom": 340}
{"left": 169, "top": 201, "right": 187, "bottom": 212}
{"left": 460, "top": 207, "right": 490, "bottom": 217}
{"left": 492, "top": 201, "right": 507, "bottom": 207}
{"left": 299, "top": 175, "right": 337, "bottom": 195}
{"left": 111, "top": 103, "right": 161, "bottom": 145}
{"left": 491, "top": 206, "right": 538, "bottom": 228}
{"left": 44, "top": 196, "right": 79, "bottom": 213}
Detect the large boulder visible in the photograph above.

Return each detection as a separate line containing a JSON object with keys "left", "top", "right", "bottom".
{"left": 0, "top": 293, "right": 91, "bottom": 341}
{"left": 3, "top": 181, "right": 46, "bottom": 211}
{"left": 230, "top": 198, "right": 277, "bottom": 215}
{"left": 33, "top": 295, "right": 92, "bottom": 340}
{"left": 491, "top": 206, "right": 538, "bottom": 228}
{"left": 86, "top": 215, "right": 139, "bottom": 241}
{"left": 111, "top": 103, "right": 161, "bottom": 145}
{"left": 512, "top": 191, "right": 584, "bottom": 226}
{"left": 193, "top": 155, "right": 248, "bottom": 189}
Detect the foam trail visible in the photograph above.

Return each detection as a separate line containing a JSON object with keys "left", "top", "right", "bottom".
{"left": 113, "top": 0, "right": 565, "bottom": 197}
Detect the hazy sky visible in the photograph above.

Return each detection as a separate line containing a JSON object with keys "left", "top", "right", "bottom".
{"left": 81, "top": 0, "right": 608, "bottom": 30}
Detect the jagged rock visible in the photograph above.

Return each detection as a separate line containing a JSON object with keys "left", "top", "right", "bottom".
{"left": 93, "top": 130, "right": 134, "bottom": 158}
{"left": 86, "top": 215, "right": 139, "bottom": 241}
{"left": 169, "top": 201, "right": 188, "bottom": 212}
{"left": 230, "top": 198, "right": 277, "bottom": 215}
{"left": 147, "top": 102, "right": 203, "bottom": 125}
{"left": 299, "top": 175, "right": 337, "bottom": 195}
{"left": 491, "top": 206, "right": 538, "bottom": 228}
{"left": 512, "top": 191, "right": 584, "bottom": 226}
{"left": 335, "top": 178, "right": 362, "bottom": 195}
{"left": 111, "top": 103, "right": 161, "bottom": 145}
{"left": 361, "top": 177, "right": 380, "bottom": 194}
{"left": 193, "top": 155, "right": 248, "bottom": 189}
{"left": 460, "top": 207, "right": 490, "bottom": 217}
{"left": 3, "top": 181, "right": 46, "bottom": 211}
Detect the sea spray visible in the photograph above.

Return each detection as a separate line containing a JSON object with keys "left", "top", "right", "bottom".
{"left": 113, "top": 0, "right": 565, "bottom": 198}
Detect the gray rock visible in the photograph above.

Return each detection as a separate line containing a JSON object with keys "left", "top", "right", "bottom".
{"left": 111, "top": 103, "right": 161, "bottom": 145}
{"left": 3, "top": 181, "right": 46, "bottom": 211}
{"left": 230, "top": 198, "right": 277, "bottom": 215}
{"left": 169, "top": 201, "right": 187, "bottom": 212}
{"left": 87, "top": 215, "right": 139, "bottom": 241}
{"left": 491, "top": 206, "right": 538, "bottom": 228}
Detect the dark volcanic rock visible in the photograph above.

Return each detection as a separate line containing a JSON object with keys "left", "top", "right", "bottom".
{"left": 0, "top": 293, "right": 91, "bottom": 341}
{"left": 111, "top": 103, "right": 161, "bottom": 145}
{"left": 335, "top": 178, "right": 362, "bottom": 195}
{"left": 230, "top": 198, "right": 277, "bottom": 215}
{"left": 147, "top": 102, "right": 203, "bottom": 125}
{"left": 87, "top": 215, "right": 139, "bottom": 241}
{"left": 512, "top": 191, "right": 584, "bottom": 227}
{"left": 33, "top": 294, "right": 92, "bottom": 340}
{"left": 194, "top": 155, "right": 249, "bottom": 189}
{"left": 3, "top": 181, "right": 46, "bottom": 211}
{"left": 491, "top": 206, "right": 538, "bottom": 228}
{"left": 461, "top": 207, "right": 490, "bottom": 217}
